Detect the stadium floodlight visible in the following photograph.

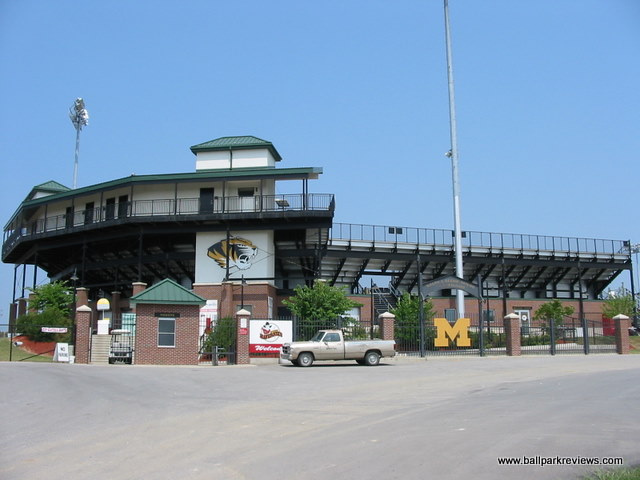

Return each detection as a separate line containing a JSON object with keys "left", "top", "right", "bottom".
{"left": 444, "top": 0, "right": 465, "bottom": 317}
{"left": 69, "top": 98, "right": 89, "bottom": 189}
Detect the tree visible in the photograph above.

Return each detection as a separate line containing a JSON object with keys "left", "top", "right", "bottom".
{"left": 391, "top": 293, "right": 435, "bottom": 350}
{"left": 16, "top": 281, "right": 75, "bottom": 342}
{"left": 283, "top": 281, "right": 361, "bottom": 338}
{"left": 27, "top": 281, "right": 74, "bottom": 316}
{"left": 283, "top": 281, "right": 360, "bottom": 322}
{"left": 601, "top": 294, "right": 635, "bottom": 319}
{"left": 533, "top": 300, "right": 574, "bottom": 338}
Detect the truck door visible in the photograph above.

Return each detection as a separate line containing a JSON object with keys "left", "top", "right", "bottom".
{"left": 316, "top": 332, "right": 343, "bottom": 360}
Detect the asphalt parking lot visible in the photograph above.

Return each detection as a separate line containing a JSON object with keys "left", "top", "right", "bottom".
{"left": 1, "top": 354, "right": 639, "bottom": 480}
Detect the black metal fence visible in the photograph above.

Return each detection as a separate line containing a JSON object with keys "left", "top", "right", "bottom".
{"left": 395, "top": 313, "right": 508, "bottom": 357}
{"left": 520, "top": 315, "right": 616, "bottom": 355}
{"left": 0, "top": 323, "right": 75, "bottom": 362}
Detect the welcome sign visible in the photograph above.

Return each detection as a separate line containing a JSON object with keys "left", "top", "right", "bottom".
{"left": 249, "top": 320, "right": 292, "bottom": 354}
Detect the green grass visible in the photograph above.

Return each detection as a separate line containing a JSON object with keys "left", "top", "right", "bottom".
{"left": 0, "top": 338, "right": 53, "bottom": 362}
{"left": 629, "top": 336, "right": 640, "bottom": 354}
{"left": 584, "top": 467, "right": 640, "bottom": 479}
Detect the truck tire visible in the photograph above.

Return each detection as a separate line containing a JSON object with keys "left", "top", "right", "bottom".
{"left": 297, "top": 352, "right": 314, "bottom": 367}
{"left": 364, "top": 351, "right": 380, "bottom": 366}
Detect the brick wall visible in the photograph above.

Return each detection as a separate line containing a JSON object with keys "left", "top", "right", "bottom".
{"left": 194, "top": 282, "right": 277, "bottom": 319}
{"left": 134, "top": 304, "right": 200, "bottom": 365}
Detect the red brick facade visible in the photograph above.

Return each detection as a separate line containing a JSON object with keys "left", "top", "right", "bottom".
{"left": 134, "top": 304, "right": 201, "bottom": 365}
{"left": 194, "top": 282, "right": 278, "bottom": 319}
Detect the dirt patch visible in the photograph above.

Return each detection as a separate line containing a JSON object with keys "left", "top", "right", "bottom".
{"left": 14, "top": 336, "right": 56, "bottom": 356}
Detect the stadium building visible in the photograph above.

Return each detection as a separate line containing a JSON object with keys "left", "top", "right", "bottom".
{"left": 2, "top": 136, "right": 634, "bottom": 335}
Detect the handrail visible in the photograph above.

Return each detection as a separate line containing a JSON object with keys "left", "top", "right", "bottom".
{"left": 2, "top": 193, "right": 334, "bottom": 256}
{"left": 329, "top": 223, "right": 628, "bottom": 257}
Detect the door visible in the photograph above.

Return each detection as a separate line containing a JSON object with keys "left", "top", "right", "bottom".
{"left": 315, "top": 332, "right": 343, "bottom": 360}
{"left": 84, "top": 202, "right": 94, "bottom": 224}
{"left": 105, "top": 198, "right": 116, "bottom": 220}
{"left": 515, "top": 309, "right": 531, "bottom": 335}
{"left": 118, "top": 195, "right": 129, "bottom": 218}
{"left": 199, "top": 188, "right": 214, "bottom": 214}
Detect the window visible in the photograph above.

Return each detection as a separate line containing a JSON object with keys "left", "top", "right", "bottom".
{"left": 324, "top": 333, "right": 341, "bottom": 342}
{"left": 238, "top": 188, "right": 255, "bottom": 197}
{"left": 236, "top": 304, "right": 253, "bottom": 314}
{"left": 158, "top": 317, "right": 176, "bottom": 347}
{"left": 444, "top": 309, "right": 457, "bottom": 322}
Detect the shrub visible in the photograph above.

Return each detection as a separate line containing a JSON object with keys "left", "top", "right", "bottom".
{"left": 202, "top": 317, "right": 236, "bottom": 353}
{"left": 16, "top": 309, "right": 72, "bottom": 342}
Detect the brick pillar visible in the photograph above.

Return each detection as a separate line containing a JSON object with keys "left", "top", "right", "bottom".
{"left": 17, "top": 298, "right": 27, "bottom": 318}
{"left": 132, "top": 282, "right": 147, "bottom": 296}
{"left": 28, "top": 292, "right": 37, "bottom": 313}
{"left": 75, "top": 305, "right": 92, "bottom": 364}
{"left": 504, "top": 313, "right": 521, "bottom": 356}
{"left": 613, "top": 314, "right": 631, "bottom": 354}
{"left": 378, "top": 312, "right": 395, "bottom": 341}
{"left": 76, "top": 287, "right": 89, "bottom": 310}
{"left": 235, "top": 309, "right": 251, "bottom": 365}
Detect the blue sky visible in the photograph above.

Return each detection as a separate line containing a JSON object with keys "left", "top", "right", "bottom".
{"left": 1, "top": 0, "right": 639, "bottom": 319}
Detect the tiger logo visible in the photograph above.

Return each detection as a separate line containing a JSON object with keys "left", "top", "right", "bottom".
{"left": 207, "top": 237, "right": 258, "bottom": 271}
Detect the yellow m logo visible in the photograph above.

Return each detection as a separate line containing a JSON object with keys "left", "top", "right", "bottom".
{"left": 434, "top": 318, "right": 471, "bottom": 347}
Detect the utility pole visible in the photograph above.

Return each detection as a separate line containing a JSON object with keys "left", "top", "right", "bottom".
{"left": 444, "top": 0, "right": 465, "bottom": 317}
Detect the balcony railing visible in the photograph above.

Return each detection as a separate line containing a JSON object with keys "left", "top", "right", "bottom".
{"left": 329, "top": 223, "right": 629, "bottom": 258}
{"left": 3, "top": 194, "right": 335, "bottom": 256}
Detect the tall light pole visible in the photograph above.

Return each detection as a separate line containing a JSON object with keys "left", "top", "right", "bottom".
{"left": 444, "top": 0, "right": 465, "bottom": 317}
{"left": 69, "top": 98, "right": 89, "bottom": 189}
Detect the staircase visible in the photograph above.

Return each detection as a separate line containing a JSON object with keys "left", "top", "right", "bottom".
{"left": 372, "top": 287, "right": 398, "bottom": 317}
{"left": 90, "top": 335, "right": 110, "bottom": 364}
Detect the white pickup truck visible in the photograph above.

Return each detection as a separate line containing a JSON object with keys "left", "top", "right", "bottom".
{"left": 280, "top": 329, "right": 396, "bottom": 367}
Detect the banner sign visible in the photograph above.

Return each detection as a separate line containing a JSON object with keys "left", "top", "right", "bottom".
{"left": 249, "top": 320, "right": 292, "bottom": 354}
{"left": 41, "top": 327, "right": 68, "bottom": 333}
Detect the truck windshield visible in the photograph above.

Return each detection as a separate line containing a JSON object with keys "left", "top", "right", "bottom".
{"left": 309, "top": 331, "right": 325, "bottom": 342}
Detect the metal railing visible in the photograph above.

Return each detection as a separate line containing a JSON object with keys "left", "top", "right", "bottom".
{"left": 3, "top": 193, "right": 335, "bottom": 255}
{"left": 329, "top": 223, "right": 628, "bottom": 258}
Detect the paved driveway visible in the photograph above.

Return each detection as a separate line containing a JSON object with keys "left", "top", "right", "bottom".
{"left": 1, "top": 354, "right": 638, "bottom": 480}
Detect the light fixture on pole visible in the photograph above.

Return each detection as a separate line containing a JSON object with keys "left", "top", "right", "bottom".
{"left": 69, "top": 98, "right": 89, "bottom": 189}
{"left": 240, "top": 275, "right": 247, "bottom": 311}
{"left": 444, "top": 0, "right": 465, "bottom": 317}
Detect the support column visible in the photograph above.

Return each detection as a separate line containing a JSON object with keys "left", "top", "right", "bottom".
{"left": 75, "top": 305, "right": 92, "bottom": 364}
{"left": 378, "top": 312, "right": 395, "bottom": 341}
{"left": 221, "top": 281, "right": 234, "bottom": 319}
{"left": 504, "top": 313, "right": 521, "bottom": 356}
{"left": 235, "top": 308, "right": 251, "bottom": 365}
{"left": 613, "top": 314, "right": 631, "bottom": 355}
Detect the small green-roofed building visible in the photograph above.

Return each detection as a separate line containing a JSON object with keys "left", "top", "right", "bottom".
{"left": 130, "top": 279, "right": 206, "bottom": 306}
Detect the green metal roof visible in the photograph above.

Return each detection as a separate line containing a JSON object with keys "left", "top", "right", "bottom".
{"left": 190, "top": 136, "right": 282, "bottom": 161}
{"left": 18, "top": 167, "right": 322, "bottom": 207}
{"left": 130, "top": 279, "right": 206, "bottom": 306}
{"left": 26, "top": 180, "right": 71, "bottom": 200}
{"left": 5, "top": 166, "right": 323, "bottom": 229}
